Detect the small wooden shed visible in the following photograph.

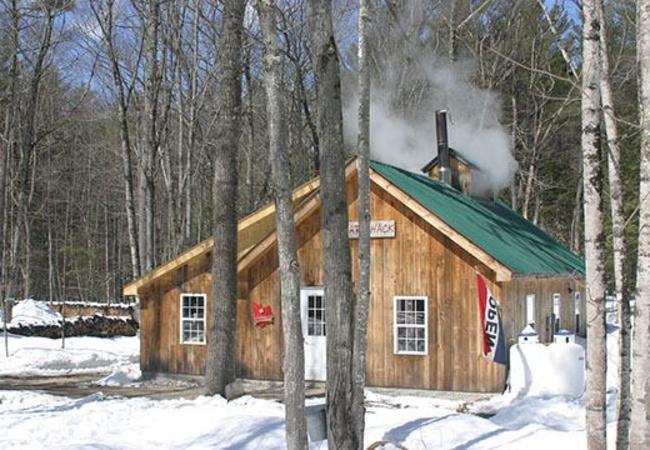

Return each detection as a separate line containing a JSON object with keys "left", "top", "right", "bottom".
{"left": 124, "top": 154, "right": 585, "bottom": 393}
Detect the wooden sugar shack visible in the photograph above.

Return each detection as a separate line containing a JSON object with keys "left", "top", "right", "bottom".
{"left": 124, "top": 114, "right": 585, "bottom": 393}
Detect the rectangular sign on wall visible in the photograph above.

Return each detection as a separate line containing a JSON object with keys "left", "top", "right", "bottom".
{"left": 348, "top": 220, "right": 396, "bottom": 239}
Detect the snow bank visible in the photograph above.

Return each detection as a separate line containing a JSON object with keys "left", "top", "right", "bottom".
{"left": 0, "top": 334, "right": 139, "bottom": 376}
{"left": 95, "top": 363, "right": 142, "bottom": 386}
{"left": 509, "top": 343, "right": 585, "bottom": 397}
{"left": 0, "top": 388, "right": 609, "bottom": 450}
{"left": 8, "top": 299, "right": 62, "bottom": 327}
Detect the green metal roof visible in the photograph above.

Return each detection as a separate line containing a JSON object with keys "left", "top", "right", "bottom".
{"left": 370, "top": 160, "right": 585, "bottom": 277}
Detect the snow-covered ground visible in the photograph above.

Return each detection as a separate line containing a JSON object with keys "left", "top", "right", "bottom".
{"left": 0, "top": 333, "right": 140, "bottom": 379}
{"left": 0, "top": 387, "right": 618, "bottom": 449}
{"left": 0, "top": 305, "right": 623, "bottom": 449}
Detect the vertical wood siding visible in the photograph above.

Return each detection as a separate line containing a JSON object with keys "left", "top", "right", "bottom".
{"left": 139, "top": 174, "right": 584, "bottom": 392}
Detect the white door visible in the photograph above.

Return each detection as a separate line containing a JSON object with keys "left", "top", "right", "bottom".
{"left": 301, "top": 288, "right": 326, "bottom": 381}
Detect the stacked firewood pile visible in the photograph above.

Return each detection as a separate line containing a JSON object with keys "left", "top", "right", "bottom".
{"left": 7, "top": 315, "right": 138, "bottom": 338}
{"left": 51, "top": 301, "right": 136, "bottom": 319}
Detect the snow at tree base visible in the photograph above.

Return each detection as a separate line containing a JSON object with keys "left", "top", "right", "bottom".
{"left": 0, "top": 309, "right": 622, "bottom": 449}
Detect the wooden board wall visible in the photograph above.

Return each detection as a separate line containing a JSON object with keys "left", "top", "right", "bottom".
{"left": 139, "top": 252, "right": 213, "bottom": 375}
{"left": 238, "top": 175, "right": 506, "bottom": 392}
{"left": 501, "top": 277, "right": 586, "bottom": 343}
{"left": 139, "top": 173, "right": 584, "bottom": 392}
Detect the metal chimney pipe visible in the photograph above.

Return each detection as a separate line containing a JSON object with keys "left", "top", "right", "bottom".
{"left": 436, "top": 110, "right": 451, "bottom": 185}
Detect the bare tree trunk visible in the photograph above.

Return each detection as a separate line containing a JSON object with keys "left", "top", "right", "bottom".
{"left": 184, "top": 0, "right": 200, "bottom": 244}
{"left": 352, "top": 0, "right": 371, "bottom": 446}
{"left": 510, "top": 96, "right": 518, "bottom": 210}
{"left": 582, "top": 1, "right": 608, "bottom": 448}
{"left": 243, "top": 49, "right": 256, "bottom": 213}
{"left": 571, "top": 172, "right": 583, "bottom": 253}
{"left": 308, "top": 1, "right": 359, "bottom": 448}
{"left": 139, "top": 0, "right": 161, "bottom": 273}
{"left": 257, "top": 2, "right": 308, "bottom": 447}
{"left": 631, "top": 0, "right": 650, "bottom": 447}
{"left": 205, "top": 0, "right": 245, "bottom": 396}
{"left": 596, "top": 2, "right": 632, "bottom": 447}
{"left": 8, "top": 6, "right": 54, "bottom": 299}
{"left": 0, "top": 146, "right": 6, "bottom": 300}
{"left": 522, "top": 144, "right": 538, "bottom": 220}
{"left": 448, "top": 0, "right": 458, "bottom": 62}
{"left": 90, "top": 1, "right": 142, "bottom": 278}
{"left": 0, "top": 0, "right": 18, "bottom": 302}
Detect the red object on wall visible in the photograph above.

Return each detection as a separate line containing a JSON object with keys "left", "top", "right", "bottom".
{"left": 251, "top": 302, "right": 274, "bottom": 328}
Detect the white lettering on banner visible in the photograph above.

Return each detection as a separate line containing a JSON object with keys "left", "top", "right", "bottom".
{"left": 348, "top": 220, "right": 396, "bottom": 239}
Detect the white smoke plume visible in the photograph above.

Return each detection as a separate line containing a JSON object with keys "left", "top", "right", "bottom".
{"left": 343, "top": 58, "right": 518, "bottom": 196}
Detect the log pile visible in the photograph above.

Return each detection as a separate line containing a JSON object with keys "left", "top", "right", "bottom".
{"left": 7, "top": 315, "right": 138, "bottom": 338}
{"left": 51, "top": 302, "right": 136, "bottom": 319}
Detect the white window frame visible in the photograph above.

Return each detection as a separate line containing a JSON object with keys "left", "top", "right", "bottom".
{"left": 393, "top": 296, "right": 428, "bottom": 355}
{"left": 526, "top": 294, "right": 535, "bottom": 325}
{"left": 179, "top": 293, "right": 207, "bottom": 345}
{"left": 574, "top": 291, "right": 581, "bottom": 332}
{"left": 552, "top": 293, "right": 561, "bottom": 332}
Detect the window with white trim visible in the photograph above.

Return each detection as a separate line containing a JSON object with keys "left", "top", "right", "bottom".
{"left": 552, "top": 293, "right": 561, "bottom": 333}
{"left": 574, "top": 291, "right": 581, "bottom": 333}
{"left": 394, "top": 296, "right": 428, "bottom": 355}
{"left": 306, "top": 293, "right": 325, "bottom": 336}
{"left": 180, "top": 294, "right": 206, "bottom": 345}
{"left": 526, "top": 294, "right": 535, "bottom": 325}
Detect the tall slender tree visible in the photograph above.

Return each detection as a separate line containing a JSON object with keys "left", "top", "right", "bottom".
{"left": 89, "top": 0, "right": 142, "bottom": 279}
{"left": 631, "top": 0, "right": 650, "bottom": 447}
{"left": 205, "top": 0, "right": 246, "bottom": 396}
{"left": 257, "top": 1, "right": 308, "bottom": 448}
{"left": 307, "top": 0, "right": 359, "bottom": 447}
{"left": 0, "top": 0, "right": 18, "bottom": 301}
{"left": 352, "top": 0, "right": 371, "bottom": 445}
{"left": 596, "top": 1, "right": 632, "bottom": 447}
{"left": 8, "top": 3, "right": 55, "bottom": 300}
{"left": 139, "top": 0, "right": 162, "bottom": 273}
{"left": 581, "top": 0, "right": 608, "bottom": 448}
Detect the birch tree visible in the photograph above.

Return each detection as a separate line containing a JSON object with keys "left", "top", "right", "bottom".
{"left": 205, "top": 0, "right": 245, "bottom": 397}
{"left": 89, "top": 0, "right": 142, "bottom": 279}
{"left": 307, "top": 0, "right": 359, "bottom": 447}
{"left": 596, "top": 1, "right": 632, "bottom": 447}
{"left": 352, "top": 0, "right": 371, "bottom": 445}
{"left": 257, "top": 2, "right": 308, "bottom": 448}
{"left": 581, "top": 0, "right": 608, "bottom": 448}
{"left": 630, "top": 0, "right": 650, "bottom": 446}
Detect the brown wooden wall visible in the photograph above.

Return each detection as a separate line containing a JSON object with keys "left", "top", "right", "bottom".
{"left": 501, "top": 277, "right": 586, "bottom": 343}
{"left": 139, "top": 253, "right": 212, "bottom": 375}
{"left": 139, "top": 173, "right": 585, "bottom": 393}
{"left": 237, "top": 176, "right": 506, "bottom": 392}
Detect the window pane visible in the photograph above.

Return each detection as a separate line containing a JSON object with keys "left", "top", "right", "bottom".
{"left": 181, "top": 295, "right": 206, "bottom": 344}
{"left": 395, "top": 298, "right": 427, "bottom": 354}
